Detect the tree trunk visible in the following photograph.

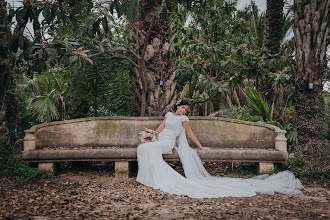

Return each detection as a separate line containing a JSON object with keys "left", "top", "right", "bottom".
{"left": 0, "top": 0, "right": 20, "bottom": 145}
{"left": 292, "top": 0, "right": 329, "bottom": 157}
{"left": 260, "top": 0, "right": 284, "bottom": 101}
{"left": 132, "top": 1, "right": 177, "bottom": 116}
{"left": 263, "top": 0, "right": 284, "bottom": 55}
{"left": 0, "top": 0, "right": 10, "bottom": 145}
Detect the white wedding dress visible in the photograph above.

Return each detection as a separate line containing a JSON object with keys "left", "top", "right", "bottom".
{"left": 136, "top": 112, "right": 303, "bottom": 198}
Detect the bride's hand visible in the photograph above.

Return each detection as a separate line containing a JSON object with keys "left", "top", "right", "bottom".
{"left": 199, "top": 146, "right": 211, "bottom": 150}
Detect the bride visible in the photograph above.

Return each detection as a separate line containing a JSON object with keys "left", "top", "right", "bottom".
{"left": 136, "top": 100, "right": 303, "bottom": 198}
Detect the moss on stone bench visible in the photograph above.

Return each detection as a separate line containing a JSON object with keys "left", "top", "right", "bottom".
{"left": 23, "top": 116, "right": 288, "bottom": 179}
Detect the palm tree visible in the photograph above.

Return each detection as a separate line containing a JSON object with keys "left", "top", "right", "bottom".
{"left": 252, "top": 11, "right": 265, "bottom": 48}
{"left": 263, "top": 0, "right": 284, "bottom": 55}
{"left": 17, "top": 74, "right": 66, "bottom": 123}
{"left": 280, "top": 5, "right": 294, "bottom": 43}
{"left": 245, "top": 88, "right": 271, "bottom": 121}
{"left": 29, "top": 89, "right": 60, "bottom": 123}
{"left": 291, "top": 0, "right": 329, "bottom": 157}
{"left": 258, "top": 0, "right": 284, "bottom": 103}
{"left": 91, "top": 0, "right": 178, "bottom": 116}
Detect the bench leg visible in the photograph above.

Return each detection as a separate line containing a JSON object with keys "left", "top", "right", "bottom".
{"left": 257, "top": 162, "right": 274, "bottom": 175}
{"left": 115, "top": 161, "right": 129, "bottom": 179}
{"left": 38, "top": 163, "right": 56, "bottom": 176}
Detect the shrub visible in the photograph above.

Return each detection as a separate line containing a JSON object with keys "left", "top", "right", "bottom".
{"left": 323, "top": 91, "right": 330, "bottom": 141}
{"left": 264, "top": 121, "right": 297, "bottom": 153}
{"left": 275, "top": 155, "right": 330, "bottom": 187}
{"left": 0, "top": 143, "right": 49, "bottom": 184}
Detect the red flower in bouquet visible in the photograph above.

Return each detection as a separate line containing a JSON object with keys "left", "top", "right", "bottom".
{"left": 139, "top": 129, "right": 158, "bottom": 143}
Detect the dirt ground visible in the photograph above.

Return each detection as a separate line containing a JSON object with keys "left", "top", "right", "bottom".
{"left": 0, "top": 162, "right": 329, "bottom": 220}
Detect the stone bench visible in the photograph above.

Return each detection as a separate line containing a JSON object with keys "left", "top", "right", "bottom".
{"left": 22, "top": 116, "right": 288, "bottom": 179}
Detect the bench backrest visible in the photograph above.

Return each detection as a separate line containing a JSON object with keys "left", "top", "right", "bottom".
{"left": 24, "top": 116, "right": 286, "bottom": 150}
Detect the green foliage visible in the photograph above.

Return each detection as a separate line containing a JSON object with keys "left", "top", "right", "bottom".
{"left": 15, "top": 4, "right": 36, "bottom": 23}
{"left": 172, "top": 0, "right": 273, "bottom": 105}
{"left": 245, "top": 88, "right": 271, "bottom": 120}
{"left": 238, "top": 0, "right": 265, "bottom": 47}
{"left": 0, "top": 143, "right": 49, "bottom": 184}
{"left": 10, "top": 157, "right": 50, "bottom": 184}
{"left": 9, "top": 34, "right": 31, "bottom": 53}
{"left": 281, "top": 7, "right": 294, "bottom": 42}
{"left": 222, "top": 105, "right": 261, "bottom": 122}
{"left": 324, "top": 91, "right": 330, "bottom": 141}
{"left": 285, "top": 123, "right": 298, "bottom": 148}
{"left": 275, "top": 155, "right": 330, "bottom": 187}
{"left": 125, "top": 0, "right": 139, "bottom": 22}
{"left": 197, "top": 77, "right": 230, "bottom": 98}
{"left": 213, "top": 162, "right": 257, "bottom": 178}
{"left": 16, "top": 70, "right": 66, "bottom": 125}
{"left": 264, "top": 121, "right": 297, "bottom": 152}
{"left": 67, "top": 59, "right": 134, "bottom": 117}
{"left": 171, "top": 0, "right": 296, "bottom": 119}
{"left": 30, "top": 89, "right": 59, "bottom": 123}
{"left": 220, "top": 105, "right": 298, "bottom": 152}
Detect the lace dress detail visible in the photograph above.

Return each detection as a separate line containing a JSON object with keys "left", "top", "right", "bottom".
{"left": 136, "top": 112, "right": 303, "bottom": 198}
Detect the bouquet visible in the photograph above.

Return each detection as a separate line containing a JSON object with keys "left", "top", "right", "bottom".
{"left": 139, "top": 128, "right": 158, "bottom": 143}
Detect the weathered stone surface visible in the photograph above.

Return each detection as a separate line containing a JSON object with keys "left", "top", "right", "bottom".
{"left": 22, "top": 148, "right": 288, "bottom": 163}
{"left": 257, "top": 162, "right": 274, "bottom": 175}
{"left": 275, "top": 132, "right": 287, "bottom": 152}
{"left": 24, "top": 117, "right": 282, "bottom": 150}
{"left": 22, "top": 117, "right": 288, "bottom": 174}
{"left": 23, "top": 132, "right": 35, "bottom": 141}
{"left": 24, "top": 141, "right": 36, "bottom": 151}
{"left": 115, "top": 161, "right": 129, "bottom": 179}
{"left": 38, "top": 163, "right": 56, "bottom": 175}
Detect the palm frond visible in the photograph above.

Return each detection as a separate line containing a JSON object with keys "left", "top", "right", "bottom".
{"left": 281, "top": 6, "right": 294, "bottom": 42}
{"left": 30, "top": 89, "right": 59, "bottom": 123}
{"left": 252, "top": 12, "right": 265, "bottom": 48}
{"left": 245, "top": 88, "right": 271, "bottom": 119}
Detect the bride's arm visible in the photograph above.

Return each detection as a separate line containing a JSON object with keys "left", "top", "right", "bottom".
{"left": 182, "top": 121, "right": 210, "bottom": 150}
{"left": 155, "top": 118, "right": 167, "bottom": 135}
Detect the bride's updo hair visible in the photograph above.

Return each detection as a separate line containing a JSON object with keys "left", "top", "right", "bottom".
{"left": 174, "top": 99, "right": 190, "bottom": 111}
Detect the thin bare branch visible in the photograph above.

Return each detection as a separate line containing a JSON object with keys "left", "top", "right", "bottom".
{"left": 170, "top": 69, "right": 180, "bottom": 82}
{"left": 169, "top": 33, "right": 177, "bottom": 46}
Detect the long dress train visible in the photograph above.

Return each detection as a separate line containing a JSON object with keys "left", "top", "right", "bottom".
{"left": 136, "top": 112, "right": 303, "bottom": 198}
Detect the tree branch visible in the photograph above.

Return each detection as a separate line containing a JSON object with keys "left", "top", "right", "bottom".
{"left": 89, "top": 47, "right": 140, "bottom": 60}
{"left": 170, "top": 68, "right": 180, "bottom": 81}
{"left": 140, "top": 2, "right": 164, "bottom": 62}
{"left": 93, "top": 55, "right": 139, "bottom": 68}
{"left": 288, "top": 59, "right": 297, "bottom": 78}
{"left": 169, "top": 33, "right": 177, "bottom": 46}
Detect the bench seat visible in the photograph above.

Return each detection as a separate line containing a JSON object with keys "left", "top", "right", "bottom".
{"left": 23, "top": 116, "right": 288, "bottom": 177}
{"left": 23, "top": 148, "right": 287, "bottom": 163}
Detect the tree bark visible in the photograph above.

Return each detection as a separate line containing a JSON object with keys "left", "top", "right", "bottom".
{"left": 260, "top": 0, "right": 284, "bottom": 101}
{"left": 132, "top": 1, "right": 177, "bottom": 116}
{"left": 263, "top": 0, "right": 284, "bottom": 55}
{"left": 0, "top": 0, "right": 19, "bottom": 145}
{"left": 292, "top": 0, "right": 329, "bottom": 157}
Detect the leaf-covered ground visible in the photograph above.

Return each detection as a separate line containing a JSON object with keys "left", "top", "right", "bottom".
{"left": 0, "top": 162, "right": 329, "bottom": 219}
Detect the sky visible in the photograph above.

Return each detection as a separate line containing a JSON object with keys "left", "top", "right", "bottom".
{"left": 237, "top": 0, "right": 266, "bottom": 11}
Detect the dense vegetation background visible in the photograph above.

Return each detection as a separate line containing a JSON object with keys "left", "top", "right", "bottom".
{"left": 0, "top": 0, "right": 329, "bottom": 184}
